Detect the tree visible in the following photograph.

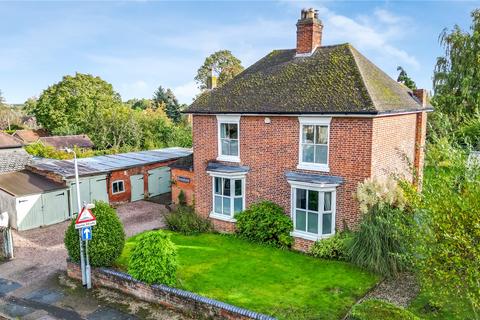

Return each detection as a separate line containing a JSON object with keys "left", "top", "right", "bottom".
{"left": 396, "top": 66, "right": 417, "bottom": 90}
{"left": 152, "top": 86, "right": 181, "bottom": 123}
{"left": 433, "top": 10, "right": 480, "bottom": 120}
{"left": 23, "top": 97, "right": 38, "bottom": 115}
{"left": 33, "top": 73, "right": 122, "bottom": 136}
{"left": 0, "top": 90, "right": 5, "bottom": 107}
{"left": 405, "top": 141, "right": 480, "bottom": 315}
{"left": 195, "top": 50, "right": 244, "bottom": 90}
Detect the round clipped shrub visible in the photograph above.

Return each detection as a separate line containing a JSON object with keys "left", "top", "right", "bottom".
{"left": 235, "top": 200, "right": 293, "bottom": 248}
{"left": 64, "top": 201, "right": 125, "bottom": 267}
{"left": 128, "top": 231, "right": 177, "bottom": 285}
{"left": 348, "top": 299, "right": 420, "bottom": 320}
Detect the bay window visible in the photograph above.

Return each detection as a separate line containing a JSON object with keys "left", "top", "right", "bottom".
{"left": 291, "top": 186, "right": 336, "bottom": 240}
{"left": 210, "top": 175, "right": 245, "bottom": 221}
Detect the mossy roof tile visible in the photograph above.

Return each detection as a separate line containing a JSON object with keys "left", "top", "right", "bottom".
{"left": 187, "top": 44, "right": 430, "bottom": 115}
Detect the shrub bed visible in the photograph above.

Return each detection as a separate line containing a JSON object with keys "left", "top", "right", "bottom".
{"left": 235, "top": 201, "right": 293, "bottom": 248}
{"left": 309, "top": 232, "right": 351, "bottom": 260}
{"left": 165, "top": 205, "right": 212, "bottom": 235}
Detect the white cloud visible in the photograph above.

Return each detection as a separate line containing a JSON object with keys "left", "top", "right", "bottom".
{"left": 172, "top": 81, "right": 200, "bottom": 104}
{"left": 280, "top": 1, "right": 419, "bottom": 69}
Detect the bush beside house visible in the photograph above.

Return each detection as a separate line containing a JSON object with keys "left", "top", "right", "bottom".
{"left": 235, "top": 201, "right": 293, "bottom": 248}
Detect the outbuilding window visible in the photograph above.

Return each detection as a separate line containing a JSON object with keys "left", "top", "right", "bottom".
{"left": 298, "top": 117, "right": 331, "bottom": 172}
{"left": 112, "top": 180, "right": 125, "bottom": 194}
{"left": 217, "top": 115, "right": 240, "bottom": 162}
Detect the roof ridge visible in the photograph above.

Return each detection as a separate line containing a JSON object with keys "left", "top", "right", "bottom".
{"left": 345, "top": 45, "right": 376, "bottom": 109}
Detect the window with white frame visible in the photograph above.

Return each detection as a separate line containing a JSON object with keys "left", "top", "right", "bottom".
{"left": 298, "top": 117, "right": 331, "bottom": 171}
{"left": 217, "top": 115, "right": 240, "bottom": 162}
{"left": 213, "top": 177, "right": 244, "bottom": 218}
{"left": 292, "top": 187, "right": 335, "bottom": 238}
{"left": 112, "top": 180, "right": 125, "bottom": 194}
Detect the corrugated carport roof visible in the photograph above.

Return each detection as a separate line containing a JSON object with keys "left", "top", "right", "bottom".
{"left": 0, "top": 170, "right": 66, "bottom": 197}
{"left": 28, "top": 147, "right": 192, "bottom": 179}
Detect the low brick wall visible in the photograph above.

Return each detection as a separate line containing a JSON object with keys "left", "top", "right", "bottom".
{"left": 67, "top": 261, "right": 275, "bottom": 320}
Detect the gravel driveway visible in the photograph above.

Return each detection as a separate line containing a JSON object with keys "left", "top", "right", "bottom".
{"left": 0, "top": 200, "right": 175, "bottom": 320}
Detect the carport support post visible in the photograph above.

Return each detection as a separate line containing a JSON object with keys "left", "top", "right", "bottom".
{"left": 71, "top": 149, "right": 86, "bottom": 286}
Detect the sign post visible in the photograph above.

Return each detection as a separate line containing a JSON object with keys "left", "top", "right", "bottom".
{"left": 75, "top": 207, "right": 96, "bottom": 289}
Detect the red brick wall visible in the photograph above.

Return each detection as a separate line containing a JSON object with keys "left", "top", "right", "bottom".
{"left": 108, "top": 161, "right": 174, "bottom": 205}
{"left": 192, "top": 115, "right": 373, "bottom": 235}
{"left": 171, "top": 168, "right": 194, "bottom": 206}
{"left": 414, "top": 112, "right": 427, "bottom": 189}
{"left": 371, "top": 114, "right": 417, "bottom": 182}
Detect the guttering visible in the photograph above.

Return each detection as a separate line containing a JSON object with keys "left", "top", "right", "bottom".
{"left": 183, "top": 107, "right": 434, "bottom": 118}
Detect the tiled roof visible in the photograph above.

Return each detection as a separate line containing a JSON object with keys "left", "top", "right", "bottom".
{"left": 206, "top": 162, "right": 250, "bottom": 174}
{"left": 187, "top": 44, "right": 432, "bottom": 115}
{"left": 13, "top": 129, "right": 49, "bottom": 144}
{"left": 39, "top": 134, "right": 94, "bottom": 149}
{"left": 0, "top": 148, "right": 33, "bottom": 174}
{"left": 0, "top": 132, "right": 23, "bottom": 149}
{"left": 169, "top": 154, "right": 193, "bottom": 170}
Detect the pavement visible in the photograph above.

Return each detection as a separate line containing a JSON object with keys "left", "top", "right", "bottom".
{"left": 0, "top": 200, "right": 189, "bottom": 320}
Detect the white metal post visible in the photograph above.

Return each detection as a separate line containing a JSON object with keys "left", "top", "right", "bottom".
{"left": 72, "top": 151, "right": 86, "bottom": 286}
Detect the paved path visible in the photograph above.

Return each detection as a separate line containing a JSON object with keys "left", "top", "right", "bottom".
{"left": 0, "top": 201, "right": 186, "bottom": 320}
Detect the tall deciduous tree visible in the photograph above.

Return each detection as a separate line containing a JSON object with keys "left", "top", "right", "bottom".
{"left": 33, "top": 73, "right": 122, "bottom": 136}
{"left": 152, "top": 86, "right": 181, "bottom": 123}
{"left": 396, "top": 66, "right": 417, "bottom": 90}
{"left": 195, "top": 50, "right": 244, "bottom": 90}
{"left": 433, "top": 9, "right": 480, "bottom": 119}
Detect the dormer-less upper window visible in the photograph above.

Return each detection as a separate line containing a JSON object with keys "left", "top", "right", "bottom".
{"left": 217, "top": 115, "right": 240, "bottom": 162}
{"left": 298, "top": 117, "right": 331, "bottom": 172}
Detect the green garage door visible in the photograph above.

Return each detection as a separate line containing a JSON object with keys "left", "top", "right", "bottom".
{"left": 69, "top": 175, "right": 108, "bottom": 215}
{"left": 147, "top": 167, "right": 171, "bottom": 198}
{"left": 42, "top": 190, "right": 69, "bottom": 225}
{"left": 17, "top": 189, "right": 69, "bottom": 231}
{"left": 17, "top": 195, "right": 44, "bottom": 231}
{"left": 130, "top": 174, "right": 145, "bottom": 202}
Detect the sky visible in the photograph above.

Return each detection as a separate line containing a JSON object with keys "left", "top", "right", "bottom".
{"left": 0, "top": 1, "right": 477, "bottom": 105}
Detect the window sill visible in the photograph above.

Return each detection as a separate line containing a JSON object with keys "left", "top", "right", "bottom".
{"left": 209, "top": 212, "right": 237, "bottom": 223}
{"left": 297, "top": 163, "right": 330, "bottom": 173}
{"left": 217, "top": 155, "right": 240, "bottom": 163}
{"left": 291, "top": 231, "right": 334, "bottom": 242}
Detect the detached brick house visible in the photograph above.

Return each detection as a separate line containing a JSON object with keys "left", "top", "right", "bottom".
{"left": 186, "top": 9, "right": 432, "bottom": 251}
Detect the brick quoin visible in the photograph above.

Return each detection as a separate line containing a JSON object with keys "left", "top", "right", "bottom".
{"left": 192, "top": 114, "right": 426, "bottom": 251}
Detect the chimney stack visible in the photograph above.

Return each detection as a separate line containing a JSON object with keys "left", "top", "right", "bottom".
{"left": 296, "top": 8, "right": 323, "bottom": 55}
{"left": 206, "top": 68, "right": 217, "bottom": 90}
{"left": 413, "top": 89, "right": 427, "bottom": 107}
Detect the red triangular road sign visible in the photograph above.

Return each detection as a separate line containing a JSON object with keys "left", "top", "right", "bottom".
{"left": 75, "top": 207, "right": 96, "bottom": 229}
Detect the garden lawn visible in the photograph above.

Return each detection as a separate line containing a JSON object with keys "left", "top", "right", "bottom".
{"left": 116, "top": 231, "right": 379, "bottom": 320}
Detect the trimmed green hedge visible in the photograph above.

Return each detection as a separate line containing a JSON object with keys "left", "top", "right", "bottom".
{"left": 128, "top": 231, "right": 177, "bottom": 285}
{"left": 64, "top": 201, "right": 125, "bottom": 267}
{"left": 349, "top": 299, "right": 420, "bottom": 320}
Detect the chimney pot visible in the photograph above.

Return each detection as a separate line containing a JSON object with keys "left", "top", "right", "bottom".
{"left": 296, "top": 8, "right": 323, "bottom": 55}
